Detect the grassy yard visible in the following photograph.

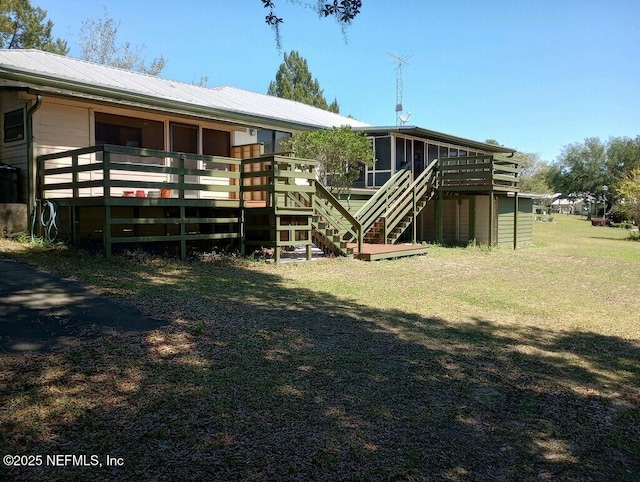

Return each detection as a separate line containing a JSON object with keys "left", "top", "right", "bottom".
{"left": 1, "top": 216, "right": 638, "bottom": 481}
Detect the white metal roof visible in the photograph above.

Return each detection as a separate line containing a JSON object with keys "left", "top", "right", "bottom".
{"left": 0, "top": 49, "right": 369, "bottom": 129}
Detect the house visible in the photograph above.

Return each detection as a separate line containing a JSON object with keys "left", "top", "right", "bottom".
{"left": 0, "top": 49, "right": 532, "bottom": 260}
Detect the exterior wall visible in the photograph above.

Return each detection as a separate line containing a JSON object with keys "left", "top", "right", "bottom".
{"left": 34, "top": 100, "right": 93, "bottom": 198}
{"left": 407, "top": 194, "right": 531, "bottom": 248}
{"left": 35, "top": 101, "right": 92, "bottom": 154}
{"left": 417, "top": 201, "right": 436, "bottom": 242}
{"left": 29, "top": 96, "right": 281, "bottom": 200}
{"left": 233, "top": 129, "right": 257, "bottom": 147}
{"left": 337, "top": 190, "right": 375, "bottom": 215}
{"left": 417, "top": 197, "right": 472, "bottom": 244}
{"left": 441, "top": 198, "right": 469, "bottom": 245}
{"left": 474, "top": 195, "right": 491, "bottom": 244}
{"left": 518, "top": 198, "right": 534, "bottom": 245}
{"left": 497, "top": 195, "right": 516, "bottom": 248}
{"left": 0, "top": 91, "right": 29, "bottom": 203}
{"left": 497, "top": 195, "right": 534, "bottom": 247}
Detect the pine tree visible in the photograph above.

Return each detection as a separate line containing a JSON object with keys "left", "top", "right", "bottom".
{"left": 0, "top": 0, "right": 68, "bottom": 54}
{"left": 267, "top": 51, "right": 340, "bottom": 113}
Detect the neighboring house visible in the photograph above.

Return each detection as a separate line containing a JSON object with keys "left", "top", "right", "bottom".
{"left": 0, "top": 49, "right": 532, "bottom": 259}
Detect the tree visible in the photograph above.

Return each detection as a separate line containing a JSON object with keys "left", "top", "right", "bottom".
{"left": 261, "top": 0, "right": 362, "bottom": 49}
{"left": 78, "top": 8, "right": 166, "bottom": 75}
{"left": 0, "top": 0, "right": 68, "bottom": 54}
{"left": 547, "top": 137, "right": 610, "bottom": 218}
{"left": 281, "top": 126, "right": 374, "bottom": 203}
{"left": 514, "top": 152, "right": 551, "bottom": 194}
{"left": 607, "top": 136, "right": 640, "bottom": 185}
{"left": 268, "top": 50, "right": 339, "bottom": 113}
{"left": 484, "top": 140, "right": 551, "bottom": 194}
{"left": 616, "top": 167, "right": 640, "bottom": 229}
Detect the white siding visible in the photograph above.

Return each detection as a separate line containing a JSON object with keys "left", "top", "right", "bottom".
{"left": 34, "top": 101, "right": 93, "bottom": 198}
{"left": 35, "top": 101, "right": 91, "bottom": 154}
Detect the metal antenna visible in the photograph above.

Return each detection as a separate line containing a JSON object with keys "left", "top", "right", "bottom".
{"left": 389, "top": 52, "right": 411, "bottom": 126}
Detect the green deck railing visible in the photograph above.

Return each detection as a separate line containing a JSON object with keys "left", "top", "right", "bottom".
{"left": 354, "top": 164, "right": 412, "bottom": 238}
{"left": 240, "top": 155, "right": 318, "bottom": 261}
{"left": 38, "top": 144, "right": 242, "bottom": 200}
{"left": 314, "top": 183, "right": 362, "bottom": 255}
{"left": 382, "top": 158, "right": 439, "bottom": 243}
{"left": 240, "top": 155, "right": 316, "bottom": 210}
{"left": 437, "top": 155, "right": 519, "bottom": 192}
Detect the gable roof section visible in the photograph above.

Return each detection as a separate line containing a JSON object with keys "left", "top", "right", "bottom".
{"left": 0, "top": 49, "right": 369, "bottom": 130}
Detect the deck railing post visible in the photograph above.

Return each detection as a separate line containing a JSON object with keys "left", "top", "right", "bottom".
{"left": 103, "top": 149, "right": 111, "bottom": 198}
{"left": 412, "top": 186, "right": 417, "bottom": 244}
{"left": 180, "top": 205, "right": 186, "bottom": 261}
{"left": 513, "top": 192, "right": 519, "bottom": 250}
{"left": 72, "top": 154, "right": 79, "bottom": 198}
{"left": 179, "top": 154, "right": 185, "bottom": 200}
{"left": 437, "top": 161, "right": 444, "bottom": 244}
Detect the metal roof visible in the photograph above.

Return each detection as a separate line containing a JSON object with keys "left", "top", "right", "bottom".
{"left": 355, "top": 126, "right": 516, "bottom": 155}
{"left": 0, "top": 49, "right": 369, "bottom": 130}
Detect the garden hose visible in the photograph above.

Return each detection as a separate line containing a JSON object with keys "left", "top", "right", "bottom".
{"left": 30, "top": 200, "right": 59, "bottom": 242}
{"left": 40, "top": 200, "right": 59, "bottom": 242}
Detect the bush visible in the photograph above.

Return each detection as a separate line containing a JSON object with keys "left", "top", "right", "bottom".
{"left": 591, "top": 218, "right": 609, "bottom": 227}
{"left": 606, "top": 208, "right": 627, "bottom": 224}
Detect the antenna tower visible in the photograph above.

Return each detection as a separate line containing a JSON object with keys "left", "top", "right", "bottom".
{"left": 389, "top": 52, "right": 411, "bottom": 126}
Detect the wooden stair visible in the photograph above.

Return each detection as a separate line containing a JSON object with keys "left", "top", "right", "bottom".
{"left": 311, "top": 215, "right": 354, "bottom": 257}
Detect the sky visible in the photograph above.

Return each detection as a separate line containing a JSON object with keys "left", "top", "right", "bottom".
{"left": 32, "top": 0, "right": 640, "bottom": 162}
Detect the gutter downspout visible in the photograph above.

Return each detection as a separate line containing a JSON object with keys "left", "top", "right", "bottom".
{"left": 26, "top": 94, "right": 42, "bottom": 223}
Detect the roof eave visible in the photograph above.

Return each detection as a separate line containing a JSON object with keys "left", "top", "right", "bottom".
{"left": 354, "top": 125, "right": 517, "bottom": 155}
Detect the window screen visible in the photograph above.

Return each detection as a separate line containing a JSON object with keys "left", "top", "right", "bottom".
{"left": 3, "top": 109, "right": 24, "bottom": 143}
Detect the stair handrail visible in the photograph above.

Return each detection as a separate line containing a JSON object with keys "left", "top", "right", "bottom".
{"left": 355, "top": 163, "right": 412, "bottom": 236}
{"left": 383, "top": 158, "right": 439, "bottom": 241}
{"left": 315, "top": 182, "right": 363, "bottom": 252}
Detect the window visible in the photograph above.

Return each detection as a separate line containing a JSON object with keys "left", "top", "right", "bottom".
{"left": 395, "top": 137, "right": 405, "bottom": 169}
{"left": 3, "top": 109, "right": 25, "bottom": 143}
{"left": 203, "top": 128, "right": 230, "bottom": 157}
{"left": 170, "top": 123, "right": 198, "bottom": 154}
{"left": 95, "top": 113, "right": 163, "bottom": 149}
{"left": 374, "top": 137, "right": 391, "bottom": 170}
{"left": 257, "top": 128, "right": 291, "bottom": 154}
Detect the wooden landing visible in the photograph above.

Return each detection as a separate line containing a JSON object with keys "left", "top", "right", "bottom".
{"left": 347, "top": 242, "right": 429, "bottom": 261}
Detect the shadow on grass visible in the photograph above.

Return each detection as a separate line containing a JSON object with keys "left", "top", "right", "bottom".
{"left": 0, "top": 255, "right": 638, "bottom": 481}
{"left": 0, "top": 259, "right": 167, "bottom": 353}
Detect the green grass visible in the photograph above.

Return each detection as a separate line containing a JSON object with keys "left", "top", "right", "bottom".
{"left": 1, "top": 215, "right": 639, "bottom": 481}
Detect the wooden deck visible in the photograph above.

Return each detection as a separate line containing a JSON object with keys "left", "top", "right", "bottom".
{"left": 348, "top": 242, "right": 429, "bottom": 261}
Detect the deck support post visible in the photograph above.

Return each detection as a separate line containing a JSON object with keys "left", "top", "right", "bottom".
{"left": 412, "top": 187, "right": 417, "bottom": 243}
{"left": 437, "top": 188, "right": 444, "bottom": 244}
{"left": 488, "top": 192, "right": 495, "bottom": 247}
{"left": 468, "top": 196, "right": 476, "bottom": 243}
{"left": 104, "top": 205, "right": 112, "bottom": 258}
{"left": 71, "top": 205, "right": 80, "bottom": 245}
{"left": 180, "top": 205, "right": 186, "bottom": 261}
{"left": 513, "top": 192, "right": 519, "bottom": 250}
{"left": 240, "top": 204, "right": 245, "bottom": 256}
